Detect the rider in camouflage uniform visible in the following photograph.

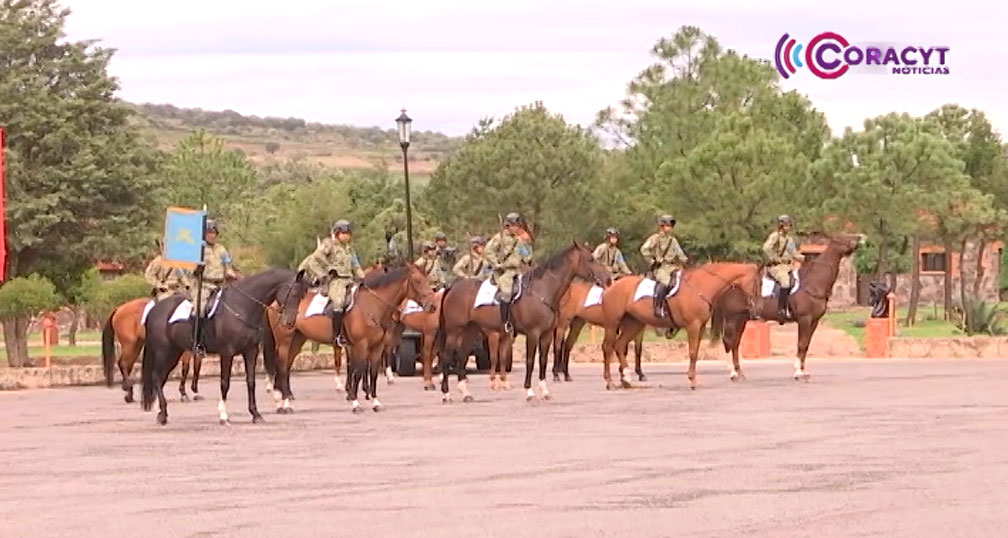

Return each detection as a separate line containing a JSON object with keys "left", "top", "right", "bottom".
{"left": 144, "top": 239, "right": 188, "bottom": 301}
{"left": 485, "top": 212, "right": 533, "bottom": 333}
{"left": 453, "top": 236, "right": 491, "bottom": 280}
{"left": 298, "top": 219, "right": 366, "bottom": 346}
{"left": 640, "top": 214, "right": 688, "bottom": 320}
{"left": 763, "top": 214, "right": 805, "bottom": 322}
{"left": 432, "top": 232, "right": 456, "bottom": 287}
{"left": 190, "top": 219, "right": 239, "bottom": 355}
{"left": 414, "top": 241, "right": 441, "bottom": 286}
{"left": 593, "top": 227, "right": 633, "bottom": 281}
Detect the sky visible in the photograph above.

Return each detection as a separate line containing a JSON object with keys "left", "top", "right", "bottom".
{"left": 62, "top": 0, "right": 1008, "bottom": 137}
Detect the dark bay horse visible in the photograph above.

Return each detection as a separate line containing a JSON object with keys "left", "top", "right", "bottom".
{"left": 708, "top": 234, "right": 863, "bottom": 380}
{"left": 140, "top": 268, "right": 308, "bottom": 425}
{"left": 435, "top": 242, "right": 610, "bottom": 403}
{"left": 101, "top": 297, "right": 198, "bottom": 403}
{"left": 552, "top": 279, "right": 645, "bottom": 383}
{"left": 598, "top": 263, "right": 761, "bottom": 390}
{"left": 262, "top": 263, "right": 388, "bottom": 412}
{"left": 340, "top": 264, "right": 436, "bottom": 413}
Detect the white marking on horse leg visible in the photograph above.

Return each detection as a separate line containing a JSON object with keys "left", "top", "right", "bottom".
{"left": 538, "top": 379, "right": 550, "bottom": 399}
{"left": 385, "top": 365, "right": 395, "bottom": 384}
{"left": 441, "top": 392, "right": 452, "bottom": 403}
{"left": 372, "top": 398, "right": 382, "bottom": 410}
{"left": 265, "top": 377, "right": 274, "bottom": 394}
{"left": 217, "top": 399, "right": 229, "bottom": 422}
{"left": 352, "top": 399, "right": 361, "bottom": 410}
{"left": 526, "top": 388, "right": 536, "bottom": 401}
{"left": 334, "top": 374, "right": 345, "bottom": 391}
{"left": 272, "top": 387, "right": 283, "bottom": 405}
{"left": 793, "top": 359, "right": 803, "bottom": 379}
{"left": 282, "top": 398, "right": 292, "bottom": 410}
{"left": 620, "top": 370, "right": 631, "bottom": 385}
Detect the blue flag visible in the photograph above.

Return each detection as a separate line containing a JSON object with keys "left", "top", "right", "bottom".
{"left": 162, "top": 207, "right": 206, "bottom": 269}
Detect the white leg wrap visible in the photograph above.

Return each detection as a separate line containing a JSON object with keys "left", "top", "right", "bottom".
{"left": 526, "top": 388, "right": 536, "bottom": 399}
{"left": 352, "top": 400, "right": 361, "bottom": 409}
{"left": 538, "top": 380, "right": 550, "bottom": 397}
{"left": 458, "top": 379, "right": 470, "bottom": 395}
{"left": 372, "top": 398, "right": 382, "bottom": 409}
{"left": 385, "top": 366, "right": 394, "bottom": 379}
{"left": 282, "top": 398, "right": 292, "bottom": 409}
{"left": 272, "top": 388, "right": 282, "bottom": 404}
{"left": 217, "top": 399, "right": 229, "bottom": 421}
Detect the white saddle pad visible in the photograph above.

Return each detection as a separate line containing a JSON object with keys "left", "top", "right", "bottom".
{"left": 402, "top": 299, "right": 424, "bottom": 315}
{"left": 633, "top": 273, "right": 681, "bottom": 303}
{"left": 475, "top": 279, "right": 499, "bottom": 307}
{"left": 168, "top": 300, "right": 193, "bottom": 324}
{"left": 304, "top": 293, "right": 330, "bottom": 318}
{"left": 583, "top": 285, "right": 604, "bottom": 308}
{"left": 761, "top": 271, "right": 800, "bottom": 297}
{"left": 140, "top": 300, "right": 155, "bottom": 327}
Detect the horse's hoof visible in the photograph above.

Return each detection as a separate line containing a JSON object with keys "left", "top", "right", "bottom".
{"left": 605, "top": 382, "right": 613, "bottom": 391}
{"left": 526, "top": 394, "right": 535, "bottom": 402}
{"left": 543, "top": 394, "right": 553, "bottom": 401}
{"left": 276, "top": 407, "right": 291, "bottom": 415}
{"left": 156, "top": 413, "right": 167, "bottom": 426}
{"left": 424, "top": 383, "right": 435, "bottom": 391}
{"left": 553, "top": 374, "right": 560, "bottom": 383}
{"left": 386, "top": 378, "right": 395, "bottom": 385}
{"left": 193, "top": 394, "right": 204, "bottom": 401}
{"left": 620, "top": 380, "right": 632, "bottom": 389}
{"left": 373, "top": 405, "right": 383, "bottom": 413}
{"left": 638, "top": 374, "right": 647, "bottom": 382}
{"left": 180, "top": 394, "right": 190, "bottom": 403}
{"left": 352, "top": 406, "right": 365, "bottom": 414}
{"left": 252, "top": 415, "right": 264, "bottom": 423}
{"left": 289, "top": 394, "right": 295, "bottom": 401}
{"left": 346, "top": 394, "right": 353, "bottom": 402}
{"left": 219, "top": 419, "right": 230, "bottom": 426}
{"left": 124, "top": 394, "right": 134, "bottom": 404}
{"left": 564, "top": 375, "right": 572, "bottom": 382}
{"left": 463, "top": 395, "right": 474, "bottom": 403}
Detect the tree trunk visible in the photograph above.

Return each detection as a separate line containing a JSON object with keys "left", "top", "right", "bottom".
{"left": 874, "top": 238, "right": 889, "bottom": 280}
{"left": 972, "top": 239, "right": 987, "bottom": 298}
{"left": 942, "top": 240, "right": 954, "bottom": 321}
{"left": 905, "top": 236, "right": 921, "bottom": 327}
{"left": 68, "top": 306, "right": 79, "bottom": 347}
{"left": 959, "top": 237, "right": 970, "bottom": 328}
{"left": 2, "top": 317, "right": 31, "bottom": 367}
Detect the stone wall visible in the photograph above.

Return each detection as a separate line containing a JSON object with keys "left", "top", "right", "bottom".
{"left": 893, "top": 240, "right": 1002, "bottom": 308}
{"left": 888, "top": 336, "right": 1008, "bottom": 359}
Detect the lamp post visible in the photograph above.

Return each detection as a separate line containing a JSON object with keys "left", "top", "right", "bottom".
{"left": 396, "top": 108, "right": 414, "bottom": 262}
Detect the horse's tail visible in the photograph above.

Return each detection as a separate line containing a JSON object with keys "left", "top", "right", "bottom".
{"left": 262, "top": 313, "right": 278, "bottom": 380}
{"left": 708, "top": 300, "right": 725, "bottom": 345}
{"left": 140, "top": 335, "right": 157, "bottom": 411}
{"left": 433, "top": 287, "right": 450, "bottom": 358}
{"left": 101, "top": 307, "right": 118, "bottom": 387}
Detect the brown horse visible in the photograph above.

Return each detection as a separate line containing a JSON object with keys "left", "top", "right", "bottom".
{"left": 708, "top": 234, "right": 864, "bottom": 380}
{"left": 434, "top": 242, "right": 610, "bottom": 403}
{"left": 342, "top": 264, "right": 436, "bottom": 413}
{"left": 598, "top": 262, "right": 761, "bottom": 390}
{"left": 397, "top": 290, "right": 443, "bottom": 389}
{"left": 262, "top": 263, "right": 389, "bottom": 412}
{"left": 552, "top": 279, "right": 645, "bottom": 383}
{"left": 101, "top": 297, "right": 198, "bottom": 403}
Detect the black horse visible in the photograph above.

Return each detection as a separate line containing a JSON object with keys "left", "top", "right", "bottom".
{"left": 141, "top": 268, "right": 308, "bottom": 426}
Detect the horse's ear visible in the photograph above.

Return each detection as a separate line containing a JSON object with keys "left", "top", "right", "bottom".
{"left": 296, "top": 269, "right": 306, "bottom": 282}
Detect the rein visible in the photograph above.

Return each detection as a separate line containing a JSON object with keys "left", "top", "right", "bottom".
{"left": 217, "top": 276, "right": 299, "bottom": 329}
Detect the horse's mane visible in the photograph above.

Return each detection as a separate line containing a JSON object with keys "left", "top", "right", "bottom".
{"left": 529, "top": 244, "right": 579, "bottom": 279}
{"left": 233, "top": 267, "right": 294, "bottom": 288}
{"left": 362, "top": 266, "right": 408, "bottom": 288}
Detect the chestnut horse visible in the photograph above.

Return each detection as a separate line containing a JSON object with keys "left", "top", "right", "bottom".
{"left": 434, "top": 242, "right": 610, "bottom": 403}
{"left": 552, "top": 279, "right": 645, "bottom": 383}
{"left": 101, "top": 297, "right": 198, "bottom": 403}
{"left": 708, "top": 234, "right": 863, "bottom": 380}
{"left": 262, "top": 263, "right": 388, "bottom": 412}
{"left": 598, "top": 262, "right": 761, "bottom": 390}
{"left": 340, "top": 264, "right": 436, "bottom": 413}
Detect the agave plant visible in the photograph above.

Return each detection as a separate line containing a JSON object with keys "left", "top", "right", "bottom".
{"left": 959, "top": 295, "right": 1006, "bottom": 336}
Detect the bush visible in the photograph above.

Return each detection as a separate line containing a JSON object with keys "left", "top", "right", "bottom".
{"left": 84, "top": 274, "right": 152, "bottom": 321}
{"left": 958, "top": 295, "right": 1005, "bottom": 336}
{"left": 265, "top": 141, "right": 281, "bottom": 154}
{"left": 0, "top": 274, "right": 62, "bottom": 320}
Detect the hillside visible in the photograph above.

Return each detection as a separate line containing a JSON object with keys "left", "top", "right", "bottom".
{"left": 128, "top": 102, "right": 464, "bottom": 177}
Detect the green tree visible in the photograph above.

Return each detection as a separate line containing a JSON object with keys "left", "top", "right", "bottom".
{"left": 422, "top": 102, "right": 605, "bottom": 256}
{"left": 0, "top": 0, "right": 159, "bottom": 361}
{"left": 0, "top": 275, "right": 61, "bottom": 366}
{"left": 81, "top": 273, "right": 149, "bottom": 324}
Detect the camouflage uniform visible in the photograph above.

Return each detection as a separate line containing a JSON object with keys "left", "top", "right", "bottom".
{"left": 593, "top": 228, "right": 632, "bottom": 281}
{"left": 453, "top": 237, "right": 491, "bottom": 279}
{"left": 144, "top": 254, "right": 188, "bottom": 301}
{"left": 414, "top": 242, "right": 441, "bottom": 287}
{"left": 486, "top": 213, "right": 533, "bottom": 332}
{"left": 188, "top": 219, "right": 238, "bottom": 355}
{"left": 432, "top": 232, "right": 456, "bottom": 288}
{"left": 298, "top": 220, "right": 365, "bottom": 345}
{"left": 640, "top": 214, "right": 688, "bottom": 319}
{"left": 763, "top": 214, "right": 805, "bottom": 321}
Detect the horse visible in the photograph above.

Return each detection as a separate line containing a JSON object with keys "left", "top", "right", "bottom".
{"left": 552, "top": 279, "right": 646, "bottom": 383}
{"left": 261, "top": 263, "right": 391, "bottom": 413}
{"left": 597, "top": 262, "right": 761, "bottom": 390}
{"left": 101, "top": 297, "right": 199, "bottom": 403}
{"left": 339, "top": 264, "right": 437, "bottom": 413}
{"left": 708, "top": 233, "right": 864, "bottom": 380}
{"left": 434, "top": 242, "right": 610, "bottom": 403}
{"left": 140, "top": 268, "right": 308, "bottom": 425}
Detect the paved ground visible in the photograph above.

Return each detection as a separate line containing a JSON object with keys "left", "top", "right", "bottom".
{"left": 2, "top": 359, "right": 1007, "bottom": 538}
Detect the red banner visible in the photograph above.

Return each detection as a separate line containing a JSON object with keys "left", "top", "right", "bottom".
{"left": 0, "top": 127, "right": 6, "bottom": 281}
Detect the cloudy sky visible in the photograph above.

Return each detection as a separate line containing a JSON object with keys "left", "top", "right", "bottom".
{"left": 63, "top": 0, "right": 1006, "bottom": 136}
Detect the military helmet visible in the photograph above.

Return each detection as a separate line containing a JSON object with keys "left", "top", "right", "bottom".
{"left": 332, "top": 219, "right": 352, "bottom": 234}
{"left": 205, "top": 219, "right": 219, "bottom": 233}
{"left": 503, "top": 212, "right": 523, "bottom": 226}
{"left": 605, "top": 227, "right": 620, "bottom": 237}
{"left": 470, "top": 235, "right": 486, "bottom": 246}
{"left": 422, "top": 240, "right": 436, "bottom": 252}
{"left": 777, "top": 214, "right": 793, "bottom": 226}
{"left": 658, "top": 214, "right": 676, "bottom": 226}
{"left": 433, "top": 232, "right": 447, "bottom": 242}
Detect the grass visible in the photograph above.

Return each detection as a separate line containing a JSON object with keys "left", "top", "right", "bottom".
{"left": 823, "top": 306, "right": 971, "bottom": 348}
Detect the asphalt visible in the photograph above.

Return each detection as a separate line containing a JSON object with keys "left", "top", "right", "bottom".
{"left": 2, "top": 359, "right": 1007, "bottom": 538}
